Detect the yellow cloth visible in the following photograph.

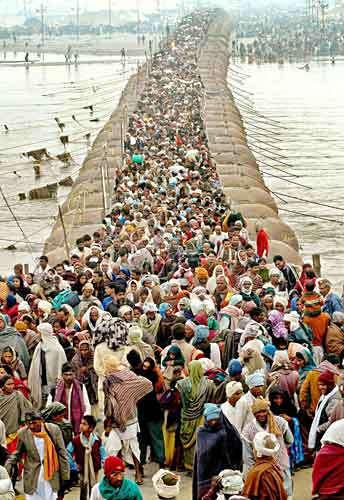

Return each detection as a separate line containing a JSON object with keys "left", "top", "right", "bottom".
{"left": 32, "top": 430, "right": 59, "bottom": 481}
{"left": 0, "top": 282, "right": 8, "bottom": 302}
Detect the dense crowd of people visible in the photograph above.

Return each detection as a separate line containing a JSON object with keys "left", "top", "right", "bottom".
{"left": 0, "top": 7, "right": 343, "bottom": 500}
{"left": 235, "top": 11, "right": 344, "bottom": 62}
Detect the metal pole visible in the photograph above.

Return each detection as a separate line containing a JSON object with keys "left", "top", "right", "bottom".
{"left": 58, "top": 205, "right": 70, "bottom": 259}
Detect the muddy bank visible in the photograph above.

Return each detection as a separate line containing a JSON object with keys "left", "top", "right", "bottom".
{"left": 44, "top": 66, "right": 147, "bottom": 264}
{"left": 199, "top": 12, "right": 301, "bottom": 265}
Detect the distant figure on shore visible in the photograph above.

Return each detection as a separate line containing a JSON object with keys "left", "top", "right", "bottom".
{"left": 74, "top": 51, "right": 79, "bottom": 65}
{"left": 331, "top": 56, "right": 335, "bottom": 64}
{"left": 24, "top": 52, "right": 29, "bottom": 63}
{"left": 120, "top": 47, "right": 126, "bottom": 63}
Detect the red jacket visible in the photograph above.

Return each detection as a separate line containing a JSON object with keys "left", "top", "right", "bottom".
{"left": 256, "top": 229, "right": 269, "bottom": 258}
{"left": 72, "top": 434, "right": 102, "bottom": 474}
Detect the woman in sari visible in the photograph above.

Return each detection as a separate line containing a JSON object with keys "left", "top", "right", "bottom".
{"left": 71, "top": 339, "right": 98, "bottom": 410}
{"left": 0, "top": 374, "right": 32, "bottom": 454}
{"left": 176, "top": 360, "right": 215, "bottom": 470}
{"left": 269, "top": 386, "right": 304, "bottom": 470}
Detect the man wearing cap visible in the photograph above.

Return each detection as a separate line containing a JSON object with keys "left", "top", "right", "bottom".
{"left": 193, "top": 403, "right": 242, "bottom": 500}
{"left": 242, "top": 431, "right": 287, "bottom": 500}
{"left": 235, "top": 371, "right": 266, "bottom": 432}
{"left": 8, "top": 411, "right": 69, "bottom": 500}
{"left": 242, "top": 399, "right": 293, "bottom": 496}
{"left": 221, "top": 381, "right": 244, "bottom": 431}
{"left": 90, "top": 455, "right": 142, "bottom": 500}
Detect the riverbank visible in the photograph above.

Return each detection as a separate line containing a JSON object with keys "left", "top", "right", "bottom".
{"left": 4, "top": 32, "right": 158, "bottom": 59}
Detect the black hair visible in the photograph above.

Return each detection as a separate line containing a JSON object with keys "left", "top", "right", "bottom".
{"left": 249, "top": 307, "right": 264, "bottom": 319}
{"left": 273, "top": 255, "right": 284, "bottom": 263}
{"left": 305, "top": 281, "right": 315, "bottom": 292}
{"left": 62, "top": 362, "right": 74, "bottom": 374}
{"left": 39, "top": 255, "right": 48, "bottom": 262}
{"left": 172, "top": 323, "right": 185, "bottom": 340}
{"left": 127, "top": 350, "right": 142, "bottom": 369}
{"left": 0, "top": 374, "right": 13, "bottom": 388}
{"left": 82, "top": 415, "right": 96, "bottom": 429}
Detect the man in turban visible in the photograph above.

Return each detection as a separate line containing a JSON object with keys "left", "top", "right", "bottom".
{"left": 221, "top": 381, "right": 244, "bottom": 431}
{"left": 242, "top": 431, "right": 287, "bottom": 500}
{"left": 235, "top": 371, "right": 266, "bottom": 432}
{"left": 90, "top": 455, "right": 143, "bottom": 499}
{"left": 242, "top": 399, "right": 293, "bottom": 497}
{"left": 193, "top": 403, "right": 242, "bottom": 500}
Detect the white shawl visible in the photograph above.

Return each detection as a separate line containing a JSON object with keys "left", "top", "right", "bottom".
{"left": 308, "top": 386, "right": 339, "bottom": 449}
{"left": 28, "top": 329, "right": 67, "bottom": 409}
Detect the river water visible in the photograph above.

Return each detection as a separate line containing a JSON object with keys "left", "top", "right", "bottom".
{"left": 0, "top": 52, "right": 139, "bottom": 274}
{"left": 229, "top": 60, "right": 344, "bottom": 289}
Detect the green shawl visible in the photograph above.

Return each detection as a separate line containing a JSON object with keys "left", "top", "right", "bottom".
{"left": 98, "top": 477, "right": 143, "bottom": 500}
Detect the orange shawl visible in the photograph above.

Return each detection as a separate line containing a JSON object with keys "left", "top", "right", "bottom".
{"left": 32, "top": 429, "right": 59, "bottom": 481}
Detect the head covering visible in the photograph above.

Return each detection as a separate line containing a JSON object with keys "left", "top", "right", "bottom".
{"left": 262, "top": 344, "right": 277, "bottom": 362}
{"left": 203, "top": 403, "right": 221, "bottom": 421}
{"left": 185, "top": 319, "right": 197, "bottom": 332}
{"left": 103, "top": 455, "right": 126, "bottom": 476}
{"left": 268, "top": 310, "right": 288, "bottom": 339}
{"left": 218, "top": 469, "right": 244, "bottom": 495}
{"left": 192, "top": 324, "right": 209, "bottom": 345}
{"left": 143, "top": 303, "right": 157, "bottom": 313}
{"left": 226, "top": 381, "right": 243, "bottom": 399}
{"left": 269, "top": 268, "right": 281, "bottom": 278}
{"left": 159, "top": 302, "right": 172, "bottom": 319}
{"left": 253, "top": 431, "right": 280, "bottom": 457}
{"left": 271, "top": 350, "right": 290, "bottom": 370}
{"left": 318, "top": 370, "right": 336, "bottom": 387}
{"left": 37, "top": 300, "right": 52, "bottom": 318}
{"left": 188, "top": 360, "right": 204, "bottom": 398}
{"left": 195, "top": 267, "right": 209, "bottom": 279}
{"left": 228, "top": 359, "right": 242, "bottom": 377}
{"left": 283, "top": 311, "right": 300, "bottom": 332}
{"left": 273, "top": 296, "right": 288, "bottom": 310}
{"left": 128, "top": 325, "right": 143, "bottom": 343}
{"left": 93, "top": 317, "right": 129, "bottom": 350}
{"left": 230, "top": 294, "right": 243, "bottom": 307}
{"left": 118, "top": 305, "right": 133, "bottom": 318}
{"left": 41, "top": 402, "right": 66, "bottom": 421}
{"left": 252, "top": 398, "right": 270, "bottom": 415}
{"left": 246, "top": 371, "right": 265, "bottom": 389}
{"left": 152, "top": 469, "right": 181, "bottom": 499}
{"left": 18, "top": 301, "right": 30, "bottom": 313}
{"left": 321, "top": 419, "right": 344, "bottom": 447}
{"left": 37, "top": 322, "right": 54, "bottom": 339}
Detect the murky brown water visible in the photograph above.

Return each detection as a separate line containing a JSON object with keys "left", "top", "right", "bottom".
{"left": 0, "top": 53, "right": 139, "bottom": 274}
{"left": 229, "top": 60, "right": 344, "bottom": 288}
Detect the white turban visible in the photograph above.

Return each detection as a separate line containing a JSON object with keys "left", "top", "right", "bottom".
{"left": 37, "top": 300, "right": 52, "bottom": 318}
{"left": 226, "top": 381, "right": 243, "bottom": 399}
{"left": 18, "top": 301, "right": 30, "bottom": 313}
{"left": 253, "top": 431, "right": 280, "bottom": 458}
{"left": 219, "top": 469, "right": 244, "bottom": 495}
{"left": 246, "top": 371, "right": 265, "bottom": 389}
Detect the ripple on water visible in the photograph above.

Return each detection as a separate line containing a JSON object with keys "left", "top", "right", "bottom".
{"left": 229, "top": 60, "right": 344, "bottom": 289}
